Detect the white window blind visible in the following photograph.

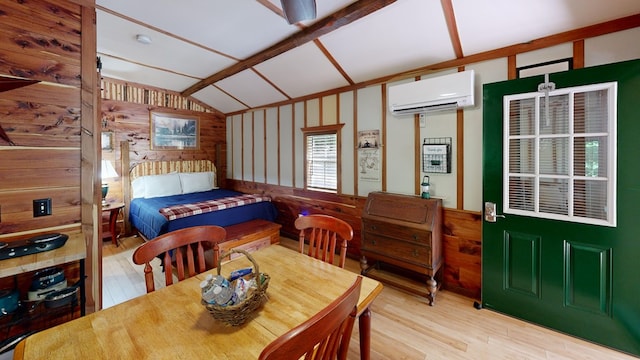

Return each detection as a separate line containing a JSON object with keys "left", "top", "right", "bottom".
{"left": 504, "top": 82, "right": 616, "bottom": 226}
{"left": 306, "top": 133, "right": 337, "bottom": 191}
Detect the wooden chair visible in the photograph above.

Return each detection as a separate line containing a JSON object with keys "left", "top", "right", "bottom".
{"left": 259, "top": 276, "right": 362, "bottom": 360}
{"left": 295, "top": 214, "right": 353, "bottom": 268}
{"left": 132, "top": 225, "right": 227, "bottom": 293}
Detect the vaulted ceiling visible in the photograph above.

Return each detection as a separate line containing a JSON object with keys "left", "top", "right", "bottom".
{"left": 96, "top": 0, "right": 640, "bottom": 115}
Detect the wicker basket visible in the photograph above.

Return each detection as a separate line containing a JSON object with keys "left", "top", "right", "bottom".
{"left": 203, "top": 249, "right": 270, "bottom": 326}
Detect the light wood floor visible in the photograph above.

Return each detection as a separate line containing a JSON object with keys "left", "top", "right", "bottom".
{"left": 102, "top": 236, "right": 637, "bottom": 360}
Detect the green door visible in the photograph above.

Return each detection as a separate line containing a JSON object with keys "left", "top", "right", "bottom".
{"left": 482, "top": 59, "right": 640, "bottom": 356}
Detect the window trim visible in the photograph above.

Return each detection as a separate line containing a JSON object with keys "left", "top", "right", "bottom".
{"left": 503, "top": 82, "right": 617, "bottom": 227}
{"left": 301, "top": 124, "right": 344, "bottom": 194}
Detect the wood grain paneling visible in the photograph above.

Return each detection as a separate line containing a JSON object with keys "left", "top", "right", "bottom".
{"left": 0, "top": 0, "right": 81, "bottom": 86}
{"left": 0, "top": 0, "right": 83, "bottom": 240}
{"left": 0, "top": 84, "right": 81, "bottom": 147}
{"left": 0, "top": 0, "right": 89, "bottom": 335}
{"left": 227, "top": 179, "right": 482, "bottom": 297}
{"left": 100, "top": 89, "right": 226, "bottom": 205}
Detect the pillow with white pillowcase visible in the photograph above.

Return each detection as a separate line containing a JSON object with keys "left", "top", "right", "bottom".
{"left": 179, "top": 171, "right": 215, "bottom": 194}
{"left": 143, "top": 173, "right": 183, "bottom": 198}
{"left": 131, "top": 177, "right": 146, "bottom": 199}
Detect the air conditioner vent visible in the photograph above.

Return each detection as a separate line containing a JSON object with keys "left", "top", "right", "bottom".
{"left": 389, "top": 70, "right": 475, "bottom": 116}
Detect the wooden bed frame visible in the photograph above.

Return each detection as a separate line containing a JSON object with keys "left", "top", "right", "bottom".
{"left": 122, "top": 157, "right": 280, "bottom": 259}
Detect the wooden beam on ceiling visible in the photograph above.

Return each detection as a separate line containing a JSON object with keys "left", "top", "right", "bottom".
{"left": 181, "top": 0, "right": 397, "bottom": 97}
{"left": 441, "top": 0, "right": 463, "bottom": 59}
{"left": 225, "top": 13, "right": 640, "bottom": 116}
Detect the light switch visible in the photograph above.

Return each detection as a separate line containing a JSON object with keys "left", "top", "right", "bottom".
{"left": 33, "top": 198, "right": 52, "bottom": 217}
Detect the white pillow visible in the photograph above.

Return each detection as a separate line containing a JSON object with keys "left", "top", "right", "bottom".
{"left": 143, "top": 173, "right": 183, "bottom": 198}
{"left": 179, "top": 172, "right": 214, "bottom": 194}
{"left": 131, "top": 177, "right": 146, "bottom": 199}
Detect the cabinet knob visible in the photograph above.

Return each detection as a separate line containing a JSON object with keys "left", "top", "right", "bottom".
{"left": 371, "top": 239, "right": 376, "bottom": 245}
{"left": 412, "top": 234, "right": 418, "bottom": 240}
{"left": 412, "top": 249, "right": 418, "bottom": 257}
{"left": 371, "top": 225, "right": 377, "bottom": 230}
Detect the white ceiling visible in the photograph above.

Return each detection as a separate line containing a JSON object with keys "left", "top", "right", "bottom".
{"left": 96, "top": 0, "right": 640, "bottom": 115}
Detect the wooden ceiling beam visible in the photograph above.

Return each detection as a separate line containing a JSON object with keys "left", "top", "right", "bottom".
{"left": 225, "top": 13, "right": 640, "bottom": 116}
{"left": 181, "top": 0, "right": 397, "bottom": 97}
{"left": 440, "top": 0, "right": 463, "bottom": 59}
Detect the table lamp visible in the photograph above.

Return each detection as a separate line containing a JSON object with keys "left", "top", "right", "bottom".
{"left": 101, "top": 160, "right": 118, "bottom": 206}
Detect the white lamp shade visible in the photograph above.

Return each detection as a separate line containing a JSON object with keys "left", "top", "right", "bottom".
{"left": 101, "top": 160, "right": 118, "bottom": 180}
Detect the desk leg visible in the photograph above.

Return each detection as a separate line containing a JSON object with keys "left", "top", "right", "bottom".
{"left": 108, "top": 209, "right": 119, "bottom": 246}
{"left": 359, "top": 307, "right": 372, "bottom": 360}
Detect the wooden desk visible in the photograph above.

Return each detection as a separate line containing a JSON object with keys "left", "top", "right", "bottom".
{"left": 102, "top": 202, "right": 124, "bottom": 246}
{"left": 14, "top": 245, "right": 383, "bottom": 360}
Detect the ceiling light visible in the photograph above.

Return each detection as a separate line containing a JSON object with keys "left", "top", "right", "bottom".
{"left": 281, "top": 0, "right": 316, "bottom": 24}
{"left": 136, "top": 34, "right": 152, "bottom": 45}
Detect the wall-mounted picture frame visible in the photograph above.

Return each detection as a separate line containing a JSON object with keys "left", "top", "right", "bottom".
{"left": 101, "top": 131, "right": 114, "bottom": 150}
{"left": 150, "top": 112, "right": 199, "bottom": 150}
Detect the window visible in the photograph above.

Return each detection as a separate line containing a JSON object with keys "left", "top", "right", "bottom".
{"left": 504, "top": 82, "right": 617, "bottom": 226}
{"left": 302, "top": 124, "right": 344, "bottom": 193}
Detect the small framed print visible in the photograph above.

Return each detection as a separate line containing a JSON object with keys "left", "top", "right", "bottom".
{"left": 150, "top": 112, "right": 199, "bottom": 150}
{"left": 101, "top": 131, "right": 114, "bottom": 150}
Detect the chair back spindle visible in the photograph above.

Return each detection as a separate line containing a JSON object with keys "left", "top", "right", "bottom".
{"left": 133, "top": 225, "right": 226, "bottom": 293}
{"left": 295, "top": 214, "right": 353, "bottom": 268}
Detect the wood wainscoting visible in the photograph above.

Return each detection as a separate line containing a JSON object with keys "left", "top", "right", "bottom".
{"left": 227, "top": 179, "right": 482, "bottom": 299}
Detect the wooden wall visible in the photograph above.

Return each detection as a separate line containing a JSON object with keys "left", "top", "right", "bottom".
{"left": 0, "top": 0, "right": 99, "bottom": 328}
{"left": 228, "top": 179, "right": 482, "bottom": 299}
{"left": 0, "top": 0, "right": 84, "bottom": 237}
{"left": 99, "top": 78, "right": 227, "bottom": 205}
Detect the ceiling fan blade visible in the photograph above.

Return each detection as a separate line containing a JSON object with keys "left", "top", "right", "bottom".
{"left": 280, "top": 0, "right": 317, "bottom": 24}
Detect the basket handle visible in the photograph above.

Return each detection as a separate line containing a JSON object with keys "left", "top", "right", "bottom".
{"left": 217, "top": 249, "right": 263, "bottom": 291}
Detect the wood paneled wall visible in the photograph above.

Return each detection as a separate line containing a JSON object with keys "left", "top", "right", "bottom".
{"left": 0, "top": 0, "right": 84, "bottom": 239}
{"left": 228, "top": 179, "right": 482, "bottom": 299}
{"left": 99, "top": 80, "right": 227, "bottom": 205}
{"left": 0, "top": 0, "right": 98, "bottom": 320}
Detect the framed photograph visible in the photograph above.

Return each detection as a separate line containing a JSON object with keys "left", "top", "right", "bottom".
{"left": 357, "top": 129, "right": 380, "bottom": 149}
{"left": 150, "top": 112, "right": 199, "bottom": 150}
{"left": 101, "top": 131, "right": 114, "bottom": 150}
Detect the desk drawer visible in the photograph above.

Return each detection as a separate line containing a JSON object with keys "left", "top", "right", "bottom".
{"left": 362, "top": 219, "right": 431, "bottom": 245}
{"left": 361, "top": 233, "right": 431, "bottom": 267}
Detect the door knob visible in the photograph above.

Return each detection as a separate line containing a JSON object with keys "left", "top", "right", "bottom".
{"left": 484, "top": 202, "right": 505, "bottom": 222}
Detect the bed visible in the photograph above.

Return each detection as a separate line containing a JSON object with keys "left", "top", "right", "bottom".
{"left": 125, "top": 160, "right": 278, "bottom": 240}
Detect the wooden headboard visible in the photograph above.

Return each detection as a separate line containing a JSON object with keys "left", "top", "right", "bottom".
{"left": 129, "top": 159, "right": 216, "bottom": 182}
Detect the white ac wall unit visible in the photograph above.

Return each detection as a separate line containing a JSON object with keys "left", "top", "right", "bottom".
{"left": 388, "top": 70, "right": 475, "bottom": 116}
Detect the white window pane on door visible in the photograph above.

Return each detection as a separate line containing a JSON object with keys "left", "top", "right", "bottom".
{"left": 509, "top": 98, "right": 536, "bottom": 136}
{"left": 574, "top": 179, "right": 608, "bottom": 221}
{"left": 539, "top": 178, "right": 569, "bottom": 215}
{"left": 539, "top": 137, "right": 569, "bottom": 176}
{"left": 509, "top": 138, "right": 535, "bottom": 174}
{"left": 539, "top": 94, "right": 569, "bottom": 135}
{"left": 508, "top": 176, "right": 535, "bottom": 212}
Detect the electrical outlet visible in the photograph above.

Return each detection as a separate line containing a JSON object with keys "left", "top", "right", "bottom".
{"left": 33, "top": 198, "right": 52, "bottom": 217}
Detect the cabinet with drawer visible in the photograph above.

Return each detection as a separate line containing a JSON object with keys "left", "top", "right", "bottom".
{"left": 360, "top": 192, "right": 442, "bottom": 305}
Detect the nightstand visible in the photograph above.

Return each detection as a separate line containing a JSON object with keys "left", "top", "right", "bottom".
{"left": 102, "top": 202, "right": 124, "bottom": 246}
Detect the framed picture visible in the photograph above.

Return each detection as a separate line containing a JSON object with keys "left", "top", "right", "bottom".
{"left": 101, "top": 131, "right": 114, "bottom": 150}
{"left": 150, "top": 112, "right": 199, "bottom": 150}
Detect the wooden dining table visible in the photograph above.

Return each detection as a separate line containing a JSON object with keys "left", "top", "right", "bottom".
{"left": 13, "top": 245, "right": 383, "bottom": 359}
